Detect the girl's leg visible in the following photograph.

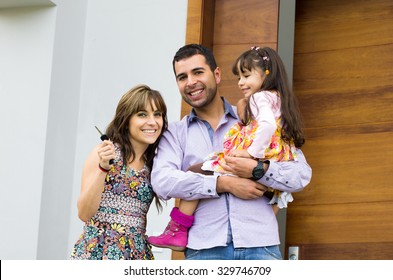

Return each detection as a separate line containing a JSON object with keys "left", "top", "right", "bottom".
{"left": 272, "top": 204, "right": 279, "bottom": 215}
{"left": 178, "top": 199, "right": 199, "bottom": 215}
{"left": 147, "top": 199, "right": 197, "bottom": 251}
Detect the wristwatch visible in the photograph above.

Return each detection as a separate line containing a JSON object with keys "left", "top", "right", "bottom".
{"left": 252, "top": 160, "right": 265, "bottom": 180}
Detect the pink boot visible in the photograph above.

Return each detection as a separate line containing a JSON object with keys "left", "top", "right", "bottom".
{"left": 148, "top": 207, "right": 194, "bottom": 251}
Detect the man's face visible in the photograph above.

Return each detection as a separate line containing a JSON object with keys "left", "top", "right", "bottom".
{"left": 174, "top": 54, "right": 221, "bottom": 109}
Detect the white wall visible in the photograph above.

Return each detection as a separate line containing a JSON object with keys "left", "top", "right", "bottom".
{"left": 0, "top": 0, "right": 187, "bottom": 260}
{"left": 0, "top": 3, "right": 56, "bottom": 260}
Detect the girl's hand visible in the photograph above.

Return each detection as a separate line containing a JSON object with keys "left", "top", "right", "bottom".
{"left": 220, "top": 155, "right": 258, "bottom": 179}
{"left": 236, "top": 97, "right": 248, "bottom": 123}
{"left": 228, "top": 149, "right": 251, "bottom": 158}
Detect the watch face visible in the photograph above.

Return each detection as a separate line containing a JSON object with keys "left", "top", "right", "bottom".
{"left": 252, "top": 161, "right": 265, "bottom": 180}
{"left": 254, "top": 169, "right": 264, "bottom": 177}
{"left": 253, "top": 169, "right": 264, "bottom": 178}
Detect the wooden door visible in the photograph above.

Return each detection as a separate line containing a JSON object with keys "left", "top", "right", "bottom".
{"left": 286, "top": 0, "right": 393, "bottom": 259}
{"left": 178, "top": 0, "right": 393, "bottom": 260}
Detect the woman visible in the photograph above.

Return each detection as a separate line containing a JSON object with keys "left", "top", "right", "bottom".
{"left": 71, "top": 84, "right": 168, "bottom": 260}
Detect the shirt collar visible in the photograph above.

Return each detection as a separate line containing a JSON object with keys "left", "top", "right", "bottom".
{"left": 187, "top": 97, "right": 237, "bottom": 126}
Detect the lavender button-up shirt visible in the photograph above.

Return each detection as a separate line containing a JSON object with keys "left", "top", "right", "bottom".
{"left": 151, "top": 98, "right": 312, "bottom": 250}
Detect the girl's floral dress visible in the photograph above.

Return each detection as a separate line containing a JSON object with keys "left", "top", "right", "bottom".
{"left": 202, "top": 91, "right": 298, "bottom": 208}
{"left": 70, "top": 144, "right": 154, "bottom": 260}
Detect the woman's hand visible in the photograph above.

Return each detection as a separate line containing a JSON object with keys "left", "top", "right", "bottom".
{"left": 97, "top": 140, "right": 115, "bottom": 169}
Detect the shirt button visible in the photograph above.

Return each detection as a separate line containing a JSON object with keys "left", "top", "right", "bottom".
{"left": 270, "top": 173, "right": 273, "bottom": 176}
{"left": 207, "top": 189, "right": 211, "bottom": 193}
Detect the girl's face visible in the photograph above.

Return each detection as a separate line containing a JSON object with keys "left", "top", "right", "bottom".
{"left": 236, "top": 67, "right": 265, "bottom": 98}
{"left": 128, "top": 101, "right": 164, "bottom": 150}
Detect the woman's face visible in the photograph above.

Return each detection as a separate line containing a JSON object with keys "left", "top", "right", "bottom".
{"left": 128, "top": 101, "right": 164, "bottom": 149}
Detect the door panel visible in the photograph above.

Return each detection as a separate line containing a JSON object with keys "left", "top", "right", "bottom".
{"left": 294, "top": 45, "right": 393, "bottom": 127}
{"left": 286, "top": 0, "right": 393, "bottom": 259}
{"left": 213, "top": 0, "right": 278, "bottom": 45}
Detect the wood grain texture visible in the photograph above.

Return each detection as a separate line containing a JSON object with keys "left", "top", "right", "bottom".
{"left": 294, "top": 0, "right": 393, "bottom": 53}
{"left": 185, "top": 0, "right": 215, "bottom": 48}
{"left": 185, "top": 0, "right": 203, "bottom": 45}
{"left": 286, "top": 202, "right": 393, "bottom": 244}
{"left": 286, "top": 0, "right": 393, "bottom": 259}
{"left": 213, "top": 0, "right": 278, "bottom": 45}
{"left": 294, "top": 44, "right": 393, "bottom": 128}
{"left": 293, "top": 123, "right": 393, "bottom": 205}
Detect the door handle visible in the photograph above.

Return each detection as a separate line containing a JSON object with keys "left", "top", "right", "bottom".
{"left": 288, "top": 246, "right": 299, "bottom": 260}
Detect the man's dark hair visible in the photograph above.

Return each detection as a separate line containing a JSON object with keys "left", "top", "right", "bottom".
{"left": 172, "top": 44, "right": 217, "bottom": 73}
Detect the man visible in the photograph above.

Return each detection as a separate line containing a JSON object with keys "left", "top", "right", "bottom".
{"left": 151, "top": 44, "right": 311, "bottom": 260}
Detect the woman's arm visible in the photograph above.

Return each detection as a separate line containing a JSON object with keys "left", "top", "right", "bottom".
{"left": 77, "top": 140, "right": 115, "bottom": 222}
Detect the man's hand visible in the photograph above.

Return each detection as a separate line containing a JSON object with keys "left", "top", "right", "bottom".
{"left": 220, "top": 155, "right": 263, "bottom": 179}
{"left": 216, "top": 175, "right": 267, "bottom": 200}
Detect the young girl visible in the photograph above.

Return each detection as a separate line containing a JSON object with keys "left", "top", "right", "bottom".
{"left": 70, "top": 84, "right": 168, "bottom": 260}
{"left": 148, "top": 46, "right": 305, "bottom": 252}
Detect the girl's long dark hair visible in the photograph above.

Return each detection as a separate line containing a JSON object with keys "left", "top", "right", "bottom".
{"left": 232, "top": 47, "right": 305, "bottom": 148}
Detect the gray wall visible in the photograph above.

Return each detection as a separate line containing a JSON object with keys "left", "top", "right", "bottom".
{"left": 0, "top": 0, "right": 187, "bottom": 260}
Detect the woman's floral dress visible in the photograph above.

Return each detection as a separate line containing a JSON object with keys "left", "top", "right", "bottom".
{"left": 70, "top": 144, "right": 154, "bottom": 260}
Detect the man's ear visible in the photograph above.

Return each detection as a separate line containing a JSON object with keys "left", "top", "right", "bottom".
{"left": 214, "top": 67, "right": 221, "bottom": 84}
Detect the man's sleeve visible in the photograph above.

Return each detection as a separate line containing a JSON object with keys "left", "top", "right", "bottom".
{"left": 258, "top": 149, "right": 312, "bottom": 192}
{"left": 151, "top": 122, "right": 219, "bottom": 201}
